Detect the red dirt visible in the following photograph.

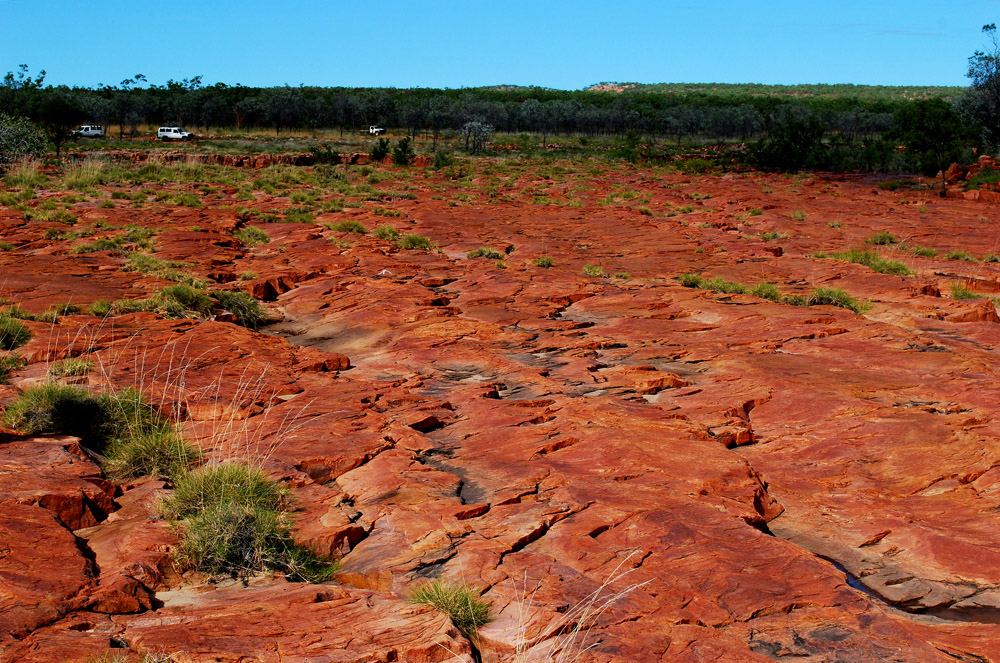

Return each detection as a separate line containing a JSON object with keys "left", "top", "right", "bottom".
{"left": 3, "top": 161, "right": 1000, "bottom": 661}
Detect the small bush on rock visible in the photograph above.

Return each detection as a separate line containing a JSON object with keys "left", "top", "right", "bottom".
{"left": 0, "top": 315, "right": 30, "bottom": 350}
{"left": 408, "top": 581, "right": 491, "bottom": 637}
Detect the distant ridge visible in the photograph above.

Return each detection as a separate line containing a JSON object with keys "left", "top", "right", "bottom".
{"left": 585, "top": 82, "right": 964, "bottom": 100}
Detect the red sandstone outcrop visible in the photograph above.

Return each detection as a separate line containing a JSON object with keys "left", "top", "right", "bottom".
{"left": 4, "top": 163, "right": 1000, "bottom": 661}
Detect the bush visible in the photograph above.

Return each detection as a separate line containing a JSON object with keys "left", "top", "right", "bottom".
{"left": 533, "top": 256, "right": 554, "bottom": 268}
{"left": 408, "top": 581, "right": 491, "bottom": 637}
{"left": 326, "top": 220, "right": 367, "bottom": 234}
{"left": 396, "top": 234, "right": 432, "bottom": 250}
{"left": 372, "top": 224, "right": 400, "bottom": 240}
{"left": 807, "top": 287, "right": 870, "bottom": 314}
{"left": 582, "top": 263, "right": 606, "bottom": 277}
{"left": 212, "top": 290, "right": 265, "bottom": 329}
{"left": 950, "top": 282, "right": 979, "bottom": 300}
{"left": 104, "top": 426, "right": 199, "bottom": 482}
{"left": 88, "top": 299, "right": 112, "bottom": 317}
{"left": 234, "top": 226, "right": 270, "bottom": 247}
{"left": 370, "top": 138, "right": 391, "bottom": 162}
{"left": 432, "top": 151, "right": 453, "bottom": 169}
{"left": 156, "top": 285, "right": 215, "bottom": 317}
{"left": 1, "top": 383, "right": 107, "bottom": 447}
{"left": 47, "top": 357, "right": 93, "bottom": 378}
{"left": 909, "top": 245, "right": 938, "bottom": 258}
{"left": 0, "top": 113, "right": 46, "bottom": 175}
{"left": 0, "top": 316, "right": 31, "bottom": 350}
{"left": 827, "top": 248, "right": 912, "bottom": 275}
{"left": 944, "top": 250, "right": 977, "bottom": 262}
{"left": 0, "top": 354, "right": 26, "bottom": 384}
{"left": 164, "top": 463, "right": 332, "bottom": 582}
{"left": 467, "top": 247, "right": 503, "bottom": 260}
{"left": 393, "top": 137, "right": 415, "bottom": 166}
{"left": 3, "top": 382, "right": 195, "bottom": 480}
{"left": 163, "top": 463, "right": 285, "bottom": 520}
{"left": 749, "top": 282, "right": 782, "bottom": 301}
{"left": 865, "top": 232, "right": 897, "bottom": 245}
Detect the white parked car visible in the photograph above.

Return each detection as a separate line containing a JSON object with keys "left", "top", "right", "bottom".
{"left": 71, "top": 125, "right": 105, "bottom": 138}
{"left": 157, "top": 126, "right": 194, "bottom": 141}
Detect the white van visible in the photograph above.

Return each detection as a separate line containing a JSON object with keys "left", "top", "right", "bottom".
{"left": 71, "top": 125, "right": 105, "bottom": 138}
{"left": 157, "top": 127, "right": 194, "bottom": 141}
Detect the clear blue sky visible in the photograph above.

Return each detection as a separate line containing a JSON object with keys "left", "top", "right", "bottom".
{"left": 0, "top": 0, "right": 995, "bottom": 89}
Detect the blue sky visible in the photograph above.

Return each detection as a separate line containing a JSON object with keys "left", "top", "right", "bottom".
{"left": 0, "top": 0, "right": 995, "bottom": 89}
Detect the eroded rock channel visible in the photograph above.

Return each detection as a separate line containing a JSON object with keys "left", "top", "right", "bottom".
{"left": 3, "top": 161, "right": 1000, "bottom": 662}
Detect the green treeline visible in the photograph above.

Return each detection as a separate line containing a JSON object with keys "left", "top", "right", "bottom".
{"left": 0, "top": 61, "right": 993, "bottom": 175}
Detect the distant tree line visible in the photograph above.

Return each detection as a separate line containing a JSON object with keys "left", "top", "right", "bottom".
{"left": 1, "top": 44, "right": 998, "bottom": 177}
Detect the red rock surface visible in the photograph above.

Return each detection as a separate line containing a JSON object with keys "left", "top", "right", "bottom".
{"left": 3, "top": 161, "right": 1000, "bottom": 661}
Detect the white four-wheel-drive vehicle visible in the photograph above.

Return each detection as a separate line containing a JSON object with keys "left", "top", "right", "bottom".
{"left": 71, "top": 125, "right": 105, "bottom": 138}
{"left": 157, "top": 126, "right": 194, "bottom": 141}
{"left": 361, "top": 125, "right": 386, "bottom": 135}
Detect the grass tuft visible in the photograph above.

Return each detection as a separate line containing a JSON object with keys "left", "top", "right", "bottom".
{"left": 408, "top": 581, "right": 491, "bottom": 638}
{"left": 0, "top": 316, "right": 31, "bottom": 350}
{"left": 467, "top": 247, "right": 504, "bottom": 260}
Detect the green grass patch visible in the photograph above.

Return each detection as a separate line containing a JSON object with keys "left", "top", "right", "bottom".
{"left": 950, "top": 282, "right": 979, "bottom": 300}
{"left": 865, "top": 232, "right": 897, "bottom": 245}
{"left": 0, "top": 316, "right": 31, "bottom": 350}
{"left": 408, "top": 581, "right": 491, "bottom": 638}
{"left": 533, "top": 256, "right": 554, "bottom": 268}
{"left": 212, "top": 290, "right": 265, "bottom": 329}
{"left": 749, "top": 282, "right": 782, "bottom": 302}
{"left": 396, "top": 234, "right": 433, "bottom": 250}
{"left": 163, "top": 463, "right": 333, "bottom": 582}
{"left": 827, "top": 248, "right": 912, "bottom": 275}
{"left": 965, "top": 167, "right": 1000, "bottom": 191}
{"left": 234, "top": 226, "right": 270, "bottom": 247}
{"left": 0, "top": 354, "right": 26, "bottom": 384}
{"left": 467, "top": 247, "right": 504, "bottom": 260}
{"left": 944, "top": 250, "right": 977, "bottom": 262}
{"left": 371, "top": 225, "right": 400, "bottom": 241}
{"left": 325, "top": 220, "right": 367, "bottom": 234}
{"left": 47, "top": 357, "right": 93, "bottom": 378}
{"left": 582, "top": 263, "right": 606, "bottom": 278}
{"left": 805, "top": 287, "right": 870, "bottom": 314}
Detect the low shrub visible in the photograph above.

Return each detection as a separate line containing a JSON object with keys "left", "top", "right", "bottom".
{"left": 533, "top": 256, "right": 554, "bottom": 268}
{"left": 944, "top": 250, "right": 977, "bottom": 262}
{"left": 88, "top": 300, "right": 112, "bottom": 317}
{"left": 0, "top": 316, "right": 30, "bottom": 350}
{"left": 467, "top": 247, "right": 503, "bottom": 260}
{"left": 965, "top": 167, "right": 1000, "bottom": 191}
{"left": 806, "top": 287, "right": 870, "bottom": 314}
{"left": 212, "top": 290, "right": 265, "bottom": 329}
{"left": 370, "top": 138, "right": 391, "bottom": 162}
{"left": 234, "top": 226, "right": 270, "bottom": 247}
{"left": 163, "top": 463, "right": 285, "bottom": 520}
{"left": 582, "top": 263, "right": 606, "bottom": 278}
{"left": 325, "top": 220, "right": 367, "bottom": 234}
{"left": 372, "top": 224, "right": 400, "bottom": 241}
{"left": 393, "top": 137, "right": 415, "bottom": 166}
{"left": 104, "top": 425, "right": 200, "bottom": 482}
{"left": 396, "top": 234, "right": 432, "bottom": 250}
{"left": 0, "top": 354, "right": 26, "bottom": 383}
{"left": 47, "top": 357, "right": 93, "bottom": 378}
{"left": 155, "top": 285, "right": 215, "bottom": 318}
{"left": 827, "top": 248, "right": 912, "bottom": 275}
{"left": 865, "top": 232, "right": 897, "bottom": 245}
{"left": 749, "top": 282, "right": 782, "bottom": 302}
{"left": 163, "top": 463, "right": 332, "bottom": 582}
{"left": 950, "top": 282, "right": 979, "bottom": 300}
{"left": 1, "top": 383, "right": 107, "bottom": 447}
{"left": 432, "top": 151, "right": 453, "bottom": 169}
{"left": 909, "top": 245, "right": 938, "bottom": 258}
{"left": 408, "top": 581, "right": 491, "bottom": 638}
